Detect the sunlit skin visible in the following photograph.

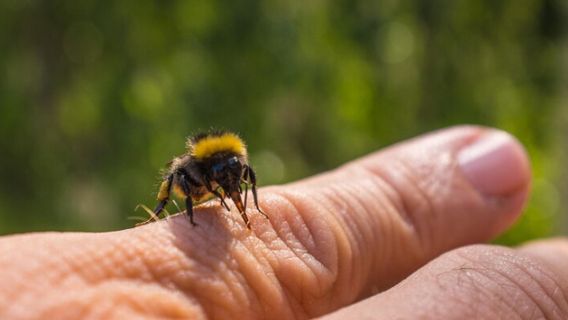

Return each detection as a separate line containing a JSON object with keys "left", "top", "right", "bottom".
{"left": 2, "top": 126, "right": 568, "bottom": 319}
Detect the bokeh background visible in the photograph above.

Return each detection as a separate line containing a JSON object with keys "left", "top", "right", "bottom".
{"left": 0, "top": 1, "right": 566, "bottom": 244}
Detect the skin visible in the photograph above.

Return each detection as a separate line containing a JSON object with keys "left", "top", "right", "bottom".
{"left": 1, "top": 125, "right": 567, "bottom": 319}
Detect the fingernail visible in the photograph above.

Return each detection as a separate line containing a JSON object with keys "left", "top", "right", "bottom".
{"left": 458, "top": 131, "right": 530, "bottom": 196}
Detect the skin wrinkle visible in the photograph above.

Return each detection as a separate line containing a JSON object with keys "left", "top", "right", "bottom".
{"left": 136, "top": 236, "right": 180, "bottom": 286}
{"left": 212, "top": 249, "right": 255, "bottom": 316}
{"left": 229, "top": 240, "right": 285, "bottom": 319}
{"left": 269, "top": 197, "right": 318, "bottom": 264}
{"left": 391, "top": 157, "right": 439, "bottom": 258}
{"left": 519, "top": 246, "right": 568, "bottom": 312}
{"left": 233, "top": 213, "right": 308, "bottom": 319}
{"left": 159, "top": 192, "right": 325, "bottom": 319}
{"left": 439, "top": 270, "right": 492, "bottom": 318}
{"left": 194, "top": 246, "right": 246, "bottom": 315}
{"left": 279, "top": 284, "right": 310, "bottom": 319}
{"left": 351, "top": 178, "right": 397, "bottom": 278}
{"left": 484, "top": 253, "right": 557, "bottom": 319}
{"left": 361, "top": 161, "right": 415, "bottom": 230}
{"left": 363, "top": 158, "right": 426, "bottom": 229}
{"left": 353, "top": 126, "right": 484, "bottom": 248}
{"left": 288, "top": 162, "right": 434, "bottom": 298}
{"left": 514, "top": 268, "right": 565, "bottom": 319}
{"left": 276, "top": 185, "right": 382, "bottom": 318}
{"left": 473, "top": 259, "right": 547, "bottom": 319}
{"left": 259, "top": 257, "right": 301, "bottom": 319}
{"left": 130, "top": 231, "right": 179, "bottom": 282}
{"left": 295, "top": 190, "right": 357, "bottom": 314}
{"left": 342, "top": 244, "right": 564, "bottom": 320}
{"left": 370, "top": 172, "right": 419, "bottom": 284}
{"left": 327, "top": 179, "right": 384, "bottom": 296}
{"left": 425, "top": 270, "right": 487, "bottom": 319}
{"left": 252, "top": 217, "right": 310, "bottom": 319}
{"left": 274, "top": 190, "right": 338, "bottom": 272}
{"left": 369, "top": 141, "right": 506, "bottom": 263}
{"left": 258, "top": 193, "right": 319, "bottom": 308}
{"left": 311, "top": 180, "right": 396, "bottom": 309}
{"left": 167, "top": 224, "right": 249, "bottom": 319}
{"left": 438, "top": 253, "right": 531, "bottom": 318}
{"left": 272, "top": 190, "right": 334, "bottom": 262}
{"left": 135, "top": 220, "right": 214, "bottom": 316}
{"left": 214, "top": 236, "right": 267, "bottom": 302}
{"left": 170, "top": 202, "right": 278, "bottom": 318}
{"left": 552, "top": 283, "right": 568, "bottom": 317}
{"left": 360, "top": 159, "right": 434, "bottom": 271}
{"left": 453, "top": 270, "right": 523, "bottom": 319}
{"left": 325, "top": 255, "right": 506, "bottom": 320}
{"left": 264, "top": 190, "right": 340, "bottom": 316}
{"left": 349, "top": 166, "right": 417, "bottom": 290}
{"left": 503, "top": 254, "right": 568, "bottom": 318}
{"left": 453, "top": 247, "right": 568, "bottom": 320}
{"left": 319, "top": 184, "right": 364, "bottom": 300}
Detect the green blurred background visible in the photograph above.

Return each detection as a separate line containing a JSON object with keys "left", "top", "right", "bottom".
{"left": 0, "top": 0, "right": 566, "bottom": 244}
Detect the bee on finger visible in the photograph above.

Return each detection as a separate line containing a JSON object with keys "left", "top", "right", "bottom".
{"left": 144, "top": 130, "right": 268, "bottom": 229}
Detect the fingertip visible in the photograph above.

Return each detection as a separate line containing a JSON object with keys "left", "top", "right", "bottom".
{"left": 458, "top": 130, "right": 531, "bottom": 197}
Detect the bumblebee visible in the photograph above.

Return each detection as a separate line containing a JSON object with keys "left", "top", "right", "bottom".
{"left": 150, "top": 130, "right": 267, "bottom": 228}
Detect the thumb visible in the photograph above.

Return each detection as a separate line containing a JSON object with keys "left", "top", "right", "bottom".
{"left": 259, "top": 125, "right": 531, "bottom": 313}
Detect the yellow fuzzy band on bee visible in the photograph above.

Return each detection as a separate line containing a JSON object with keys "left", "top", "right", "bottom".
{"left": 157, "top": 180, "right": 170, "bottom": 201}
{"left": 190, "top": 133, "right": 247, "bottom": 159}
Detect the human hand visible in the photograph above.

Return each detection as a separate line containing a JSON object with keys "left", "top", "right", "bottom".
{"left": 2, "top": 126, "right": 564, "bottom": 319}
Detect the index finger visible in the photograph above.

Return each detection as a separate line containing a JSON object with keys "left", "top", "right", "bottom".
{"left": 0, "top": 126, "right": 530, "bottom": 319}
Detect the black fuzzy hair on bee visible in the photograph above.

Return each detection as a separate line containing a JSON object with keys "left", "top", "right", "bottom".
{"left": 190, "top": 129, "right": 229, "bottom": 143}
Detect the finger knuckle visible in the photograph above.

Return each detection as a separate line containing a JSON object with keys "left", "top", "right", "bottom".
{"left": 355, "top": 157, "right": 444, "bottom": 259}
{"left": 261, "top": 190, "right": 349, "bottom": 317}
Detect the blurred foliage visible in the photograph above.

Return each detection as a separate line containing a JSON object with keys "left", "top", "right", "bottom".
{"left": 0, "top": 0, "right": 566, "bottom": 245}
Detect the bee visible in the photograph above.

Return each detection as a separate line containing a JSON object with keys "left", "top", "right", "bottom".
{"left": 148, "top": 130, "right": 268, "bottom": 229}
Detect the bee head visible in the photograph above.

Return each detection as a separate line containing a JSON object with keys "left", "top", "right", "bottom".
{"left": 210, "top": 155, "right": 243, "bottom": 193}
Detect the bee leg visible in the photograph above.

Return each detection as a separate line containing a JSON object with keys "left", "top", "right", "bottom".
{"left": 154, "top": 174, "right": 174, "bottom": 216}
{"left": 153, "top": 200, "right": 168, "bottom": 215}
{"left": 179, "top": 173, "right": 197, "bottom": 226}
{"left": 205, "top": 178, "right": 231, "bottom": 211}
{"left": 217, "top": 193, "right": 231, "bottom": 211}
{"left": 185, "top": 196, "right": 196, "bottom": 226}
{"left": 238, "top": 174, "right": 249, "bottom": 212}
{"left": 240, "top": 210, "right": 250, "bottom": 229}
{"left": 135, "top": 174, "right": 174, "bottom": 226}
{"left": 243, "top": 182, "right": 249, "bottom": 211}
{"left": 244, "top": 165, "right": 268, "bottom": 219}
{"left": 212, "top": 188, "right": 231, "bottom": 211}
